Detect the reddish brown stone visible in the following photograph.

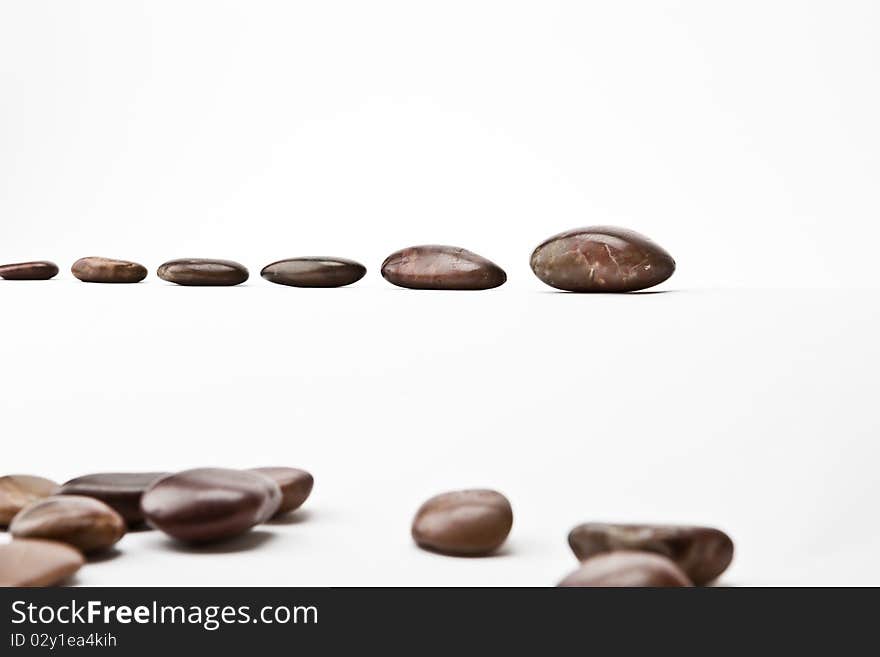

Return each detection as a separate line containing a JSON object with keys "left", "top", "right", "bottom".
{"left": 59, "top": 473, "right": 169, "bottom": 525}
{"left": 72, "top": 257, "right": 147, "bottom": 283}
{"left": 0, "top": 539, "right": 85, "bottom": 587}
{"left": 558, "top": 551, "right": 693, "bottom": 587}
{"left": 157, "top": 259, "right": 249, "bottom": 286}
{"left": 250, "top": 468, "right": 313, "bottom": 515}
{"left": 530, "top": 226, "right": 675, "bottom": 292}
{"left": 0, "top": 475, "right": 59, "bottom": 526}
{"left": 10, "top": 496, "right": 126, "bottom": 554}
{"left": 0, "top": 261, "right": 59, "bottom": 280}
{"left": 412, "top": 489, "right": 513, "bottom": 555}
{"left": 261, "top": 258, "right": 366, "bottom": 288}
{"left": 382, "top": 246, "right": 506, "bottom": 290}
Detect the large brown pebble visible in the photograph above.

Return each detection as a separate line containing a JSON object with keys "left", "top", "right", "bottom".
{"left": 157, "top": 259, "right": 249, "bottom": 286}
{"left": 59, "top": 473, "right": 169, "bottom": 525}
{"left": 568, "top": 523, "right": 734, "bottom": 585}
{"left": 0, "top": 261, "right": 59, "bottom": 280}
{"left": 261, "top": 258, "right": 366, "bottom": 288}
{"left": 71, "top": 257, "right": 148, "bottom": 283}
{"left": 0, "top": 475, "right": 59, "bottom": 526}
{"left": 0, "top": 539, "right": 85, "bottom": 587}
{"left": 10, "top": 496, "right": 126, "bottom": 554}
{"left": 558, "top": 551, "right": 693, "bottom": 587}
{"left": 141, "top": 469, "right": 281, "bottom": 543}
{"left": 250, "top": 468, "right": 313, "bottom": 515}
{"left": 382, "top": 246, "right": 506, "bottom": 290}
{"left": 412, "top": 489, "right": 513, "bottom": 556}
{"left": 530, "top": 226, "right": 675, "bottom": 292}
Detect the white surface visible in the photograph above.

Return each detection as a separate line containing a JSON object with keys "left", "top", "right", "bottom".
{"left": 1, "top": 1, "right": 879, "bottom": 586}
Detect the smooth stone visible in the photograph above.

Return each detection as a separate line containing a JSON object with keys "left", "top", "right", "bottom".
{"left": 157, "top": 259, "right": 249, "bottom": 286}
{"left": 558, "top": 551, "right": 693, "bottom": 587}
{"left": 71, "top": 257, "right": 148, "bottom": 283}
{"left": 381, "top": 246, "right": 506, "bottom": 290}
{"left": 0, "top": 261, "right": 59, "bottom": 280}
{"left": 0, "top": 475, "right": 59, "bottom": 526}
{"left": 0, "top": 539, "right": 85, "bottom": 586}
{"left": 261, "top": 257, "right": 366, "bottom": 288}
{"left": 59, "top": 473, "right": 169, "bottom": 525}
{"left": 530, "top": 226, "right": 675, "bottom": 292}
{"left": 568, "top": 522, "right": 734, "bottom": 585}
{"left": 141, "top": 468, "right": 281, "bottom": 543}
{"left": 250, "top": 467, "right": 313, "bottom": 515}
{"left": 411, "top": 489, "right": 513, "bottom": 556}
{"left": 10, "top": 496, "right": 126, "bottom": 553}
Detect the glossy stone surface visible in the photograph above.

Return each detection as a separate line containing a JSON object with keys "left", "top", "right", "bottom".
{"left": 0, "top": 475, "right": 59, "bottom": 526}
{"left": 530, "top": 226, "right": 675, "bottom": 292}
{"left": 59, "top": 473, "right": 169, "bottom": 525}
{"left": 261, "top": 257, "right": 366, "bottom": 288}
{"left": 157, "top": 259, "right": 249, "bottom": 286}
{"left": 381, "top": 246, "right": 506, "bottom": 290}
{"left": 10, "top": 496, "right": 126, "bottom": 553}
{"left": 0, "top": 539, "right": 85, "bottom": 587}
{"left": 568, "top": 522, "right": 734, "bottom": 585}
{"left": 558, "top": 551, "right": 693, "bottom": 587}
{"left": 0, "top": 261, "right": 59, "bottom": 280}
{"left": 71, "top": 257, "right": 148, "bottom": 283}
{"left": 250, "top": 467, "right": 313, "bottom": 515}
{"left": 411, "top": 489, "right": 513, "bottom": 556}
{"left": 141, "top": 469, "right": 281, "bottom": 543}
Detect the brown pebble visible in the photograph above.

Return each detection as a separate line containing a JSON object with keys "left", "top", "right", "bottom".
{"left": 71, "top": 257, "right": 148, "bottom": 283}
{"left": 568, "top": 522, "right": 734, "bottom": 585}
{"left": 558, "top": 551, "right": 693, "bottom": 587}
{"left": 250, "top": 468, "right": 313, "bottom": 515}
{"left": 412, "top": 489, "right": 513, "bottom": 556}
{"left": 382, "top": 246, "right": 507, "bottom": 290}
{"left": 10, "top": 496, "right": 126, "bottom": 554}
{"left": 530, "top": 226, "right": 675, "bottom": 292}
{"left": 0, "top": 475, "right": 59, "bottom": 526}
{"left": 141, "top": 469, "right": 281, "bottom": 543}
{"left": 0, "top": 538, "right": 85, "bottom": 586}
{"left": 0, "top": 261, "right": 59, "bottom": 280}
{"left": 59, "top": 473, "right": 169, "bottom": 525}
{"left": 157, "top": 259, "right": 249, "bottom": 286}
{"left": 261, "top": 258, "right": 366, "bottom": 288}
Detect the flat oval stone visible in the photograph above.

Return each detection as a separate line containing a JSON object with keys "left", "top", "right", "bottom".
{"left": 250, "top": 467, "right": 313, "bottom": 515}
{"left": 261, "top": 257, "right": 366, "bottom": 288}
{"left": 530, "top": 226, "right": 675, "bottom": 292}
{"left": 59, "top": 473, "right": 169, "bottom": 525}
{"left": 71, "top": 257, "right": 148, "bottom": 283}
{"left": 0, "top": 539, "right": 85, "bottom": 587}
{"left": 141, "top": 468, "right": 281, "bottom": 543}
{"left": 157, "top": 259, "right": 249, "bottom": 286}
{"left": 558, "top": 551, "right": 693, "bottom": 587}
{"left": 10, "top": 496, "right": 126, "bottom": 553}
{"left": 411, "top": 489, "right": 513, "bottom": 556}
{"left": 382, "top": 246, "right": 506, "bottom": 290}
{"left": 0, "top": 475, "right": 59, "bottom": 526}
{"left": 568, "top": 522, "right": 734, "bottom": 585}
{"left": 0, "top": 261, "right": 59, "bottom": 280}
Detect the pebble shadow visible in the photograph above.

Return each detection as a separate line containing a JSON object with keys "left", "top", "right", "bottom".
{"left": 87, "top": 547, "right": 123, "bottom": 564}
{"left": 162, "top": 529, "right": 275, "bottom": 555}
{"left": 265, "top": 509, "right": 312, "bottom": 526}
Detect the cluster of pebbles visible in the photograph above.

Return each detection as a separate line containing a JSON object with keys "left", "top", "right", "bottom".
{"left": 0, "top": 226, "right": 675, "bottom": 292}
{"left": 0, "top": 469, "right": 313, "bottom": 586}
{"left": 1, "top": 476, "right": 732, "bottom": 587}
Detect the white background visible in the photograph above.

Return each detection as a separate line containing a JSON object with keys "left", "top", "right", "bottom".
{"left": 1, "top": 1, "right": 878, "bottom": 585}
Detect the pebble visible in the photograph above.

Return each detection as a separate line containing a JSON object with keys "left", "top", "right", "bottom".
{"left": 0, "top": 261, "right": 59, "bottom": 280}
{"left": 157, "top": 259, "right": 249, "bottom": 286}
{"left": 568, "top": 522, "right": 734, "bottom": 585}
{"left": 0, "top": 539, "right": 85, "bottom": 587}
{"left": 71, "top": 257, "right": 148, "bottom": 283}
{"left": 59, "top": 473, "right": 169, "bottom": 526}
{"left": 249, "top": 468, "right": 313, "bottom": 515}
{"left": 0, "top": 475, "right": 59, "bottom": 526}
{"left": 261, "top": 257, "right": 366, "bottom": 288}
{"left": 382, "top": 246, "right": 507, "bottom": 290}
{"left": 411, "top": 489, "right": 513, "bottom": 556}
{"left": 530, "top": 226, "right": 675, "bottom": 292}
{"left": 10, "top": 495, "right": 126, "bottom": 553}
{"left": 141, "top": 468, "right": 281, "bottom": 543}
{"left": 558, "top": 551, "right": 693, "bottom": 587}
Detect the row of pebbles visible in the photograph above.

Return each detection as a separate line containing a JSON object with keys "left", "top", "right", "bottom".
{"left": 0, "top": 226, "right": 675, "bottom": 292}
{"left": 1, "top": 475, "right": 732, "bottom": 587}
